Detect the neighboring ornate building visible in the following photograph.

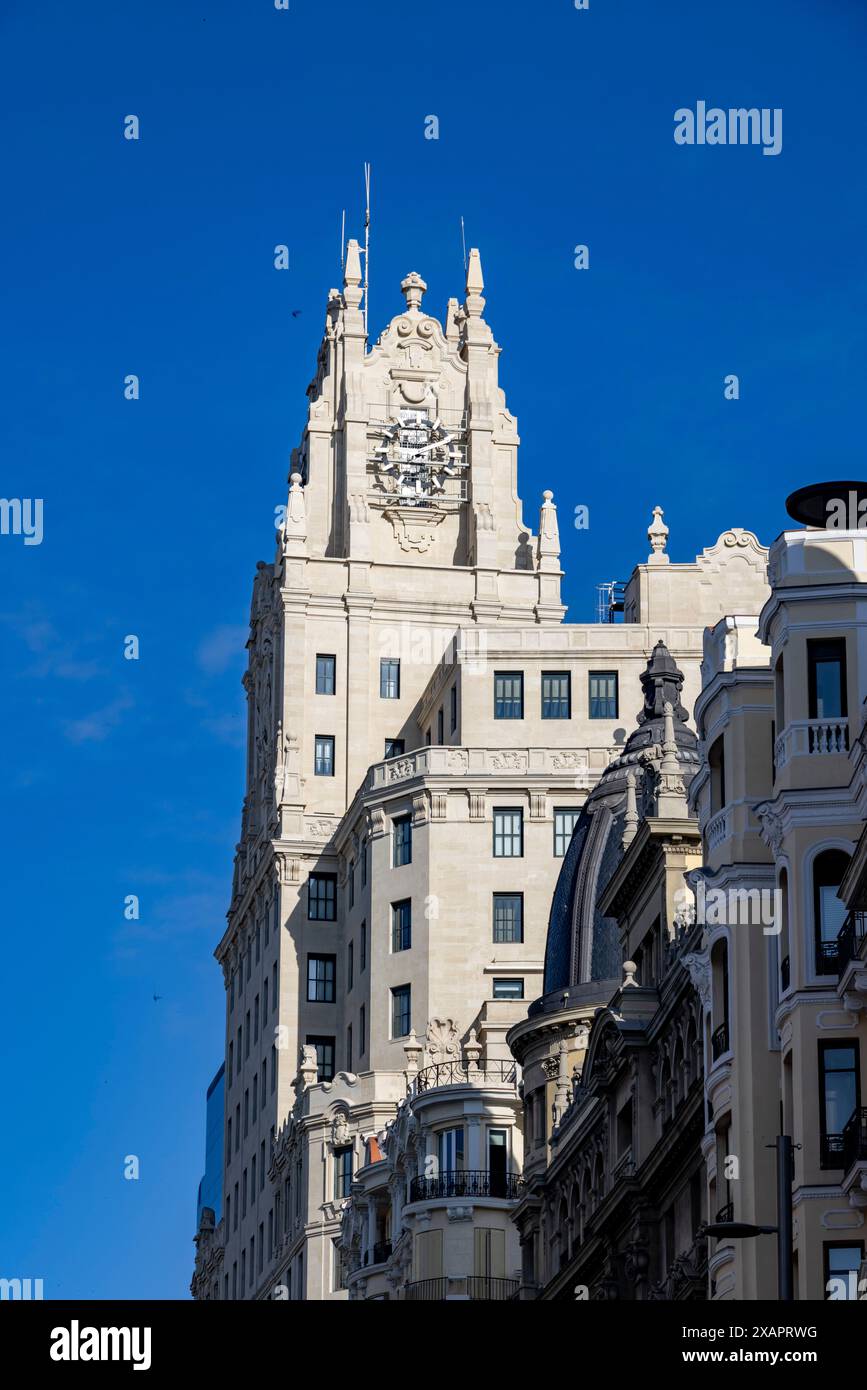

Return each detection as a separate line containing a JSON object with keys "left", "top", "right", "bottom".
{"left": 192, "top": 241, "right": 770, "bottom": 1299}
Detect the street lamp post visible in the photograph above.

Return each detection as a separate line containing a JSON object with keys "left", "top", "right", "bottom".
{"left": 703, "top": 1136, "right": 794, "bottom": 1301}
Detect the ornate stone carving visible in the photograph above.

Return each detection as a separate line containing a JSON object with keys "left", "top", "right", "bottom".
{"left": 426, "top": 1018, "right": 460, "bottom": 1062}
{"left": 490, "top": 750, "right": 527, "bottom": 772}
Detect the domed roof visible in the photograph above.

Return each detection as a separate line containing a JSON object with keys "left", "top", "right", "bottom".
{"left": 542, "top": 641, "right": 699, "bottom": 997}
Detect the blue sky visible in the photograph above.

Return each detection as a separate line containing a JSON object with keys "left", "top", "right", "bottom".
{"left": 1, "top": 0, "right": 865, "bottom": 1299}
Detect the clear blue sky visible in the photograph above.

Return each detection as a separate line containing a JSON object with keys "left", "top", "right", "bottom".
{"left": 1, "top": 0, "right": 865, "bottom": 1299}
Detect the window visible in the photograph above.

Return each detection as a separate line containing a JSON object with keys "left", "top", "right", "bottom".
{"left": 261, "top": 1061, "right": 266, "bottom": 1107}
{"left": 228, "top": 1041, "right": 233, "bottom": 1087}
{"left": 361, "top": 844, "right": 368, "bottom": 888}
{"left": 487, "top": 1129, "right": 509, "bottom": 1199}
{"left": 450, "top": 683, "right": 457, "bottom": 731}
{"left": 709, "top": 735, "right": 726, "bottom": 816}
{"left": 234, "top": 1104, "right": 240, "bottom": 1152}
{"left": 542, "top": 671, "right": 571, "bottom": 719}
{"left": 244, "top": 1089, "right": 249, "bottom": 1137}
{"left": 392, "top": 899, "right": 412, "bottom": 952}
{"left": 233, "top": 1182, "right": 238, "bottom": 1229}
{"left": 332, "top": 1237, "right": 349, "bottom": 1292}
{"left": 819, "top": 1043, "right": 859, "bottom": 1168}
{"left": 252, "top": 1074, "right": 257, "bottom": 1121}
{"left": 359, "top": 1004, "right": 366, "bottom": 1057}
{"left": 306, "top": 1035, "right": 335, "bottom": 1083}
{"left": 254, "top": 994, "right": 259, "bottom": 1043}
{"left": 272, "top": 962, "right": 277, "bottom": 1010}
{"left": 263, "top": 978, "right": 268, "bottom": 1021}
{"left": 255, "top": 925, "right": 260, "bottom": 965}
{"left": 808, "top": 638, "right": 847, "bottom": 719}
{"left": 384, "top": 738, "right": 405, "bottom": 759}
{"left": 308, "top": 873, "right": 336, "bottom": 921}
{"left": 438, "top": 1126, "right": 465, "bottom": 1173}
{"left": 251, "top": 1153, "right": 256, "bottom": 1193}
{"left": 307, "top": 954, "right": 336, "bottom": 1003}
{"left": 493, "top": 808, "right": 523, "bottom": 858}
{"left": 393, "top": 815, "right": 412, "bottom": 867}
{"left": 334, "top": 1145, "right": 354, "bottom": 1199}
{"left": 814, "top": 850, "right": 850, "bottom": 973}
{"left": 314, "top": 734, "right": 335, "bottom": 777}
{"left": 245, "top": 1011, "right": 250, "bottom": 1058}
{"left": 824, "top": 1243, "right": 865, "bottom": 1300}
{"left": 493, "top": 977, "right": 524, "bottom": 1000}
{"left": 475, "top": 1227, "right": 506, "bottom": 1277}
{"left": 391, "top": 984, "right": 411, "bottom": 1038}
{"left": 347, "top": 941, "right": 354, "bottom": 992}
{"left": 380, "top": 658, "right": 400, "bottom": 700}
{"left": 360, "top": 921, "right": 367, "bottom": 971}
{"left": 348, "top": 860, "right": 355, "bottom": 910}
{"left": 589, "top": 671, "right": 618, "bottom": 719}
{"left": 346, "top": 1024, "right": 353, "bottom": 1072}
{"left": 315, "top": 654, "right": 336, "bottom": 695}
{"left": 493, "top": 893, "right": 523, "bottom": 943}
{"left": 437, "top": 707, "right": 444, "bottom": 744}
{"left": 494, "top": 671, "right": 523, "bottom": 719}
{"left": 554, "top": 807, "right": 580, "bottom": 857}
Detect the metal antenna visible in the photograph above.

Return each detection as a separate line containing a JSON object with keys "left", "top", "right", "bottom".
{"left": 363, "top": 162, "right": 371, "bottom": 339}
{"left": 460, "top": 215, "right": 467, "bottom": 272}
{"left": 340, "top": 208, "right": 345, "bottom": 273}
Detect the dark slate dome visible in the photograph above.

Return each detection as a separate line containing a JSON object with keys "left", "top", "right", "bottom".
{"left": 542, "top": 640, "right": 699, "bottom": 997}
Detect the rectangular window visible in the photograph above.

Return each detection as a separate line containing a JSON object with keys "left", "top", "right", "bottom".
{"left": 315, "top": 654, "right": 336, "bottom": 695}
{"left": 493, "top": 893, "right": 523, "bottom": 944}
{"left": 450, "top": 684, "right": 457, "bottom": 732}
{"left": 261, "top": 1061, "right": 266, "bottom": 1107}
{"left": 314, "top": 734, "right": 335, "bottom": 777}
{"left": 263, "top": 978, "right": 268, "bottom": 1021}
{"left": 808, "top": 638, "right": 847, "bottom": 719}
{"left": 272, "top": 962, "right": 277, "bottom": 1011}
{"left": 347, "top": 940, "right": 354, "bottom": 992}
{"left": 333, "top": 1237, "right": 348, "bottom": 1292}
{"left": 348, "top": 859, "right": 355, "bottom": 910}
{"left": 475, "top": 1227, "right": 506, "bottom": 1278}
{"left": 307, "top": 1039, "right": 337, "bottom": 1078}
{"left": 359, "top": 1004, "right": 366, "bottom": 1057}
{"left": 819, "top": 1042, "right": 859, "bottom": 1167}
{"left": 554, "top": 807, "right": 580, "bottom": 857}
{"left": 228, "top": 1041, "right": 233, "bottom": 1087}
{"left": 438, "top": 1126, "right": 465, "bottom": 1173}
{"left": 346, "top": 1024, "right": 353, "bottom": 1072}
{"left": 251, "top": 1154, "right": 256, "bottom": 1193}
{"left": 334, "top": 1146, "right": 354, "bottom": 1199}
{"left": 437, "top": 707, "right": 444, "bottom": 744}
{"left": 254, "top": 994, "right": 259, "bottom": 1043}
{"left": 392, "top": 899, "right": 412, "bottom": 953}
{"left": 542, "top": 670, "right": 571, "bottom": 719}
{"left": 308, "top": 873, "right": 336, "bottom": 921}
{"left": 244, "top": 1089, "right": 249, "bottom": 1137}
{"left": 493, "top": 977, "right": 525, "bottom": 1000}
{"left": 494, "top": 670, "right": 523, "bottom": 719}
{"left": 252, "top": 1074, "right": 257, "bottom": 1121}
{"left": 361, "top": 845, "right": 368, "bottom": 888}
{"left": 391, "top": 984, "right": 411, "bottom": 1038}
{"left": 384, "top": 738, "right": 405, "bottom": 759}
{"left": 380, "top": 658, "right": 400, "bottom": 700}
{"left": 493, "top": 808, "right": 523, "bottom": 858}
{"left": 393, "top": 815, "right": 412, "bottom": 867}
{"left": 360, "top": 921, "right": 367, "bottom": 971}
{"left": 245, "top": 1011, "right": 250, "bottom": 1058}
{"left": 307, "top": 954, "right": 336, "bottom": 1003}
{"left": 589, "top": 670, "right": 618, "bottom": 719}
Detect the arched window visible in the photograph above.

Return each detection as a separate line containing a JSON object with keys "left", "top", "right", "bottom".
{"left": 813, "top": 849, "right": 850, "bottom": 974}
{"left": 710, "top": 938, "right": 730, "bottom": 1061}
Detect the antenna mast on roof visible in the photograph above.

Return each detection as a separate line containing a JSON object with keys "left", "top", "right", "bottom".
{"left": 460, "top": 215, "right": 467, "bottom": 272}
{"left": 339, "top": 208, "right": 345, "bottom": 273}
{"left": 362, "top": 162, "right": 371, "bottom": 338}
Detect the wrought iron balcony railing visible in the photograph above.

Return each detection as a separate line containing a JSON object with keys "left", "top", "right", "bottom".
{"left": 711, "top": 1021, "right": 729, "bottom": 1061}
{"left": 837, "top": 911, "right": 867, "bottom": 978}
{"left": 363, "top": 1241, "right": 392, "bottom": 1267}
{"left": 405, "top": 1276, "right": 520, "bottom": 1301}
{"left": 821, "top": 1132, "right": 846, "bottom": 1168}
{"left": 715, "top": 1201, "right": 734, "bottom": 1224}
{"left": 842, "top": 1107, "right": 867, "bottom": 1174}
{"left": 415, "top": 1059, "right": 517, "bottom": 1093}
{"left": 409, "top": 1169, "right": 522, "bottom": 1203}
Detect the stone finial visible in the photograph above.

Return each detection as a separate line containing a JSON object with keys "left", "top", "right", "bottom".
{"left": 299, "top": 1045, "right": 319, "bottom": 1089}
{"left": 343, "top": 238, "right": 363, "bottom": 308}
{"left": 403, "top": 1028, "right": 423, "bottom": 1080}
{"left": 400, "top": 271, "right": 427, "bottom": 313}
{"left": 537, "top": 490, "right": 561, "bottom": 567}
{"left": 463, "top": 1028, "right": 482, "bottom": 1072}
{"left": 464, "top": 247, "right": 485, "bottom": 317}
{"left": 661, "top": 701, "right": 678, "bottom": 771}
{"left": 647, "top": 505, "right": 670, "bottom": 564}
{"left": 284, "top": 472, "right": 306, "bottom": 537}
{"left": 552, "top": 1037, "right": 571, "bottom": 1126}
{"left": 622, "top": 769, "right": 639, "bottom": 849}
{"left": 445, "top": 296, "right": 461, "bottom": 342}
{"left": 623, "top": 960, "right": 639, "bottom": 989}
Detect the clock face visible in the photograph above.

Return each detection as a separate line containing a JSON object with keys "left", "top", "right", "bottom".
{"left": 370, "top": 410, "right": 466, "bottom": 504}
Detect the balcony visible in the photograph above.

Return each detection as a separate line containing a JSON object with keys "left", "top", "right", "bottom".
{"left": 405, "top": 1275, "right": 520, "bottom": 1301}
{"left": 821, "top": 1132, "right": 846, "bottom": 1168}
{"left": 842, "top": 1108, "right": 867, "bottom": 1174}
{"left": 363, "top": 1241, "right": 392, "bottom": 1267}
{"left": 409, "top": 1170, "right": 522, "bottom": 1203}
{"left": 705, "top": 809, "right": 730, "bottom": 851}
{"left": 837, "top": 911, "right": 867, "bottom": 979}
{"left": 711, "top": 1021, "right": 729, "bottom": 1062}
{"left": 415, "top": 1059, "right": 517, "bottom": 1093}
{"left": 774, "top": 718, "right": 849, "bottom": 772}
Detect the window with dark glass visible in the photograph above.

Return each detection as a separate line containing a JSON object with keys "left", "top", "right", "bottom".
{"left": 493, "top": 977, "right": 524, "bottom": 1000}
{"left": 494, "top": 671, "right": 524, "bottom": 720}
{"left": 359, "top": 1004, "right": 366, "bottom": 1056}
{"left": 393, "top": 815, "right": 412, "bottom": 867}
{"left": 554, "top": 808, "right": 580, "bottom": 857}
{"left": 814, "top": 849, "right": 850, "bottom": 973}
{"left": 315, "top": 654, "right": 336, "bottom": 695}
{"left": 334, "top": 1146, "right": 354, "bottom": 1199}
{"left": 437, "top": 707, "right": 444, "bottom": 744}
{"left": 308, "top": 873, "right": 336, "bottom": 921}
{"left": 360, "top": 921, "right": 367, "bottom": 971}
{"left": 819, "top": 1042, "right": 859, "bottom": 1168}
{"left": 542, "top": 671, "right": 571, "bottom": 719}
{"left": 493, "top": 893, "right": 523, "bottom": 943}
{"left": 346, "top": 1024, "right": 352, "bottom": 1072}
{"left": 391, "top": 984, "right": 411, "bottom": 1038}
{"left": 384, "top": 738, "right": 405, "bottom": 759}
{"left": 808, "top": 638, "right": 847, "bottom": 720}
{"left": 450, "top": 684, "right": 458, "bottom": 731}
{"left": 347, "top": 941, "right": 354, "bottom": 992}
{"left": 589, "top": 671, "right": 618, "bottom": 719}
{"left": 314, "top": 734, "right": 335, "bottom": 776}
{"left": 348, "top": 859, "right": 355, "bottom": 910}
{"left": 380, "top": 658, "right": 400, "bottom": 700}
{"left": 307, "top": 954, "right": 336, "bottom": 1003}
{"left": 392, "top": 899, "right": 412, "bottom": 952}
{"left": 493, "top": 808, "right": 523, "bottom": 858}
